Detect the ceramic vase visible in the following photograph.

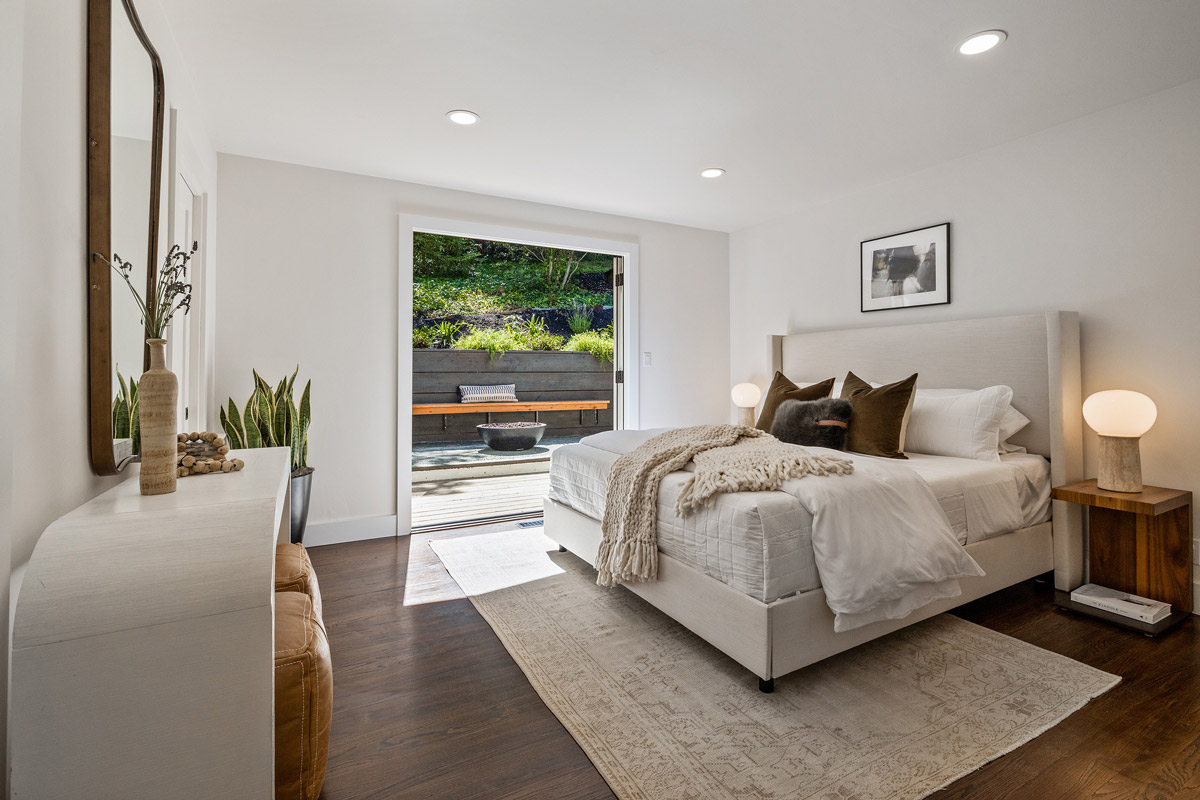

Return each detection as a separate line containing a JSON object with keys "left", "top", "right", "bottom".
{"left": 138, "top": 339, "right": 178, "bottom": 495}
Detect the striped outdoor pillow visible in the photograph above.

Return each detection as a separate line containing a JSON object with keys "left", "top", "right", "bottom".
{"left": 458, "top": 384, "right": 517, "bottom": 403}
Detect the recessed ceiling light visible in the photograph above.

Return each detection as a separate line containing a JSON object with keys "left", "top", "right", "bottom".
{"left": 700, "top": 168, "right": 725, "bottom": 178}
{"left": 957, "top": 30, "right": 1007, "bottom": 55}
{"left": 446, "top": 109, "right": 480, "bottom": 125}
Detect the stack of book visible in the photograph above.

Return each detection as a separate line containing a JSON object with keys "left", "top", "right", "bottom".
{"left": 1070, "top": 583, "right": 1172, "bottom": 624}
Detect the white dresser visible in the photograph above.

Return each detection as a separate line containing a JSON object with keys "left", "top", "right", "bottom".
{"left": 11, "top": 448, "right": 291, "bottom": 799}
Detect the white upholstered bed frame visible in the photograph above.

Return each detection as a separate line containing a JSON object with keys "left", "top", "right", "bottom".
{"left": 543, "top": 312, "right": 1083, "bottom": 689}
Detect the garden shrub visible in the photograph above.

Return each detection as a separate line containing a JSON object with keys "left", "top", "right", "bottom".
{"left": 563, "top": 329, "right": 615, "bottom": 363}
{"left": 452, "top": 327, "right": 525, "bottom": 361}
{"left": 568, "top": 305, "right": 593, "bottom": 334}
{"left": 412, "top": 326, "right": 435, "bottom": 348}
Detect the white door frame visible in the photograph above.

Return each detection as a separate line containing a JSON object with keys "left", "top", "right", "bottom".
{"left": 396, "top": 214, "right": 640, "bottom": 536}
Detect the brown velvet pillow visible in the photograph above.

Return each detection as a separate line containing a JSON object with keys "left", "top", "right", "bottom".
{"left": 755, "top": 373, "right": 835, "bottom": 432}
{"left": 840, "top": 371, "right": 918, "bottom": 459}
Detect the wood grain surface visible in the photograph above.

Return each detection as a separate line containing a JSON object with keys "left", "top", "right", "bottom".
{"left": 412, "top": 400, "right": 609, "bottom": 415}
{"left": 308, "top": 533, "right": 1200, "bottom": 800}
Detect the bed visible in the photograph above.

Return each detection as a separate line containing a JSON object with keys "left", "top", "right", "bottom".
{"left": 542, "top": 312, "right": 1083, "bottom": 690}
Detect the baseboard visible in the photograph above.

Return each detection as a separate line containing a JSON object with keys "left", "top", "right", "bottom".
{"left": 304, "top": 514, "right": 398, "bottom": 548}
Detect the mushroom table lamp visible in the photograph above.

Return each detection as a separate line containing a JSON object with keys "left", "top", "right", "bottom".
{"left": 1082, "top": 390, "right": 1157, "bottom": 493}
{"left": 731, "top": 383, "right": 763, "bottom": 428}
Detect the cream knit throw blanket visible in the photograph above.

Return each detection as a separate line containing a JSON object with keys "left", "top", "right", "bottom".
{"left": 595, "top": 425, "right": 854, "bottom": 587}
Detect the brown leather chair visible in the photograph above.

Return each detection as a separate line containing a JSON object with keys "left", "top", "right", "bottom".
{"left": 275, "top": 542, "right": 323, "bottom": 620}
{"left": 274, "top": 591, "right": 332, "bottom": 800}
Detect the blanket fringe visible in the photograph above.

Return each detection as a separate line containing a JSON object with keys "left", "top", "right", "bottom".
{"left": 595, "top": 538, "right": 658, "bottom": 587}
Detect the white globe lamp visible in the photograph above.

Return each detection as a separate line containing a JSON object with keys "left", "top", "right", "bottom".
{"left": 731, "top": 383, "right": 762, "bottom": 428}
{"left": 1082, "top": 390, "right": 1157, "bottom": 492}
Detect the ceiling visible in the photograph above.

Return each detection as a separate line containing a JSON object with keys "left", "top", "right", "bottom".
{"left": 156, "top": 0, "right": 1200, "bottom": 232}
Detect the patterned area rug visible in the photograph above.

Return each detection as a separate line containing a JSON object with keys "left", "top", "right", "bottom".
{"left": 428, "top": 529, "right": 1119, "bottom": 800}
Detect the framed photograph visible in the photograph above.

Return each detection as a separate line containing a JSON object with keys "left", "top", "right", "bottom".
{"left": 860, "top": 223, "right": 950, "bottom": 312}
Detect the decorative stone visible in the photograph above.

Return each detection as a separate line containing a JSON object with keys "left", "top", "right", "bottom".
{"left": 1097, "top": 435, "right": 1143, "bottom": 492}
{"left": 175, "top": 431, "right": 246, "bottom": 477}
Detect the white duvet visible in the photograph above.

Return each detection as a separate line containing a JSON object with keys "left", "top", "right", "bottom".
{"left": 581, "top": 430, "right": 985, "bottom": 632}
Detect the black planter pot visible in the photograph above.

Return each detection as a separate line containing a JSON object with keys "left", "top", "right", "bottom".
{"left": 477, "top": 422, "right": 547, "bottom": 452}
{"left": 290, "top": 468, "right": 314, "bottom": 544}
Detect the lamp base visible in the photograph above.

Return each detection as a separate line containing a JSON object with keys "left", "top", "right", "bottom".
{"left": 1097, "top": 435, "right": 1143, "bottom": 493}
{"left": 737, "top": 407, "right": 756, "bottom": 428}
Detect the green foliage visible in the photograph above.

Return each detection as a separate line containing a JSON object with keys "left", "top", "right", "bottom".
{"left": 413, "top": 275, "right": 610, "bottom": 315}
{"left": 524, "top": 246, "right": 587, "bottom": 291}
{"left": 432, "top": 321, "right": 463, "bottom": 347}
{"left": 413, "top": 232, "right": 610, "bottom": 280}
{"left": 412, "top": 232, "right": 613, "bottom": 314}
{"left": 413, "top": 279, "right": 502, "bottom": 314}
{"left": 111, "top": 368, "right": 140, "bottom": 456}
{"left": 563, "top": 328, "right": 615, "bottom": 363}
{"left": 412, "top": 326, "right": 435, "bottom": 348}
{"left": 451, "top": 317, "right": 568, "bottom": 362}
{"left": 452, "top": 327, "right": 525, "bottom": 362}
{"left": 512, "top": 316, "right": 564, "bottom": 351}
{"left": 412, "top": 232, "right": 486, "bottom": 278}
{"left": 568, "top": 305, "right": 593, "bottom": 335}
{"left": 220, "top": 367, "right": 312, "bottom": 474}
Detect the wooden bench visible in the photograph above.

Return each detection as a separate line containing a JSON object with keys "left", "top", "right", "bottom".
{"left": 412, "top": 400, "right": 610, "bottom": 429}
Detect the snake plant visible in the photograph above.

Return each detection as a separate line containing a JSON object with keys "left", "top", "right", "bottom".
{"left": 111, "top": 368, "right": 140, "bottom": 455}
{"left": 220, "top": 367, "right": 312, "bottom": 474}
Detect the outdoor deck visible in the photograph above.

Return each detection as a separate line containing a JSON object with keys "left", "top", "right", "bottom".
{"left": 412, "top": 431, "right": 600, "bottom": 532}
{"left": 410, "top": 436, "right": 583, "bottom": 527}
{"left": 411, "top": 472, "right": 551, "bottom": 528}
{"left": 412, "top": 435, "right": 581, "bottom": 471}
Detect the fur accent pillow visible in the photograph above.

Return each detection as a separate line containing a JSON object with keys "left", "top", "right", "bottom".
{"left": 770, "top": 398, "right": 854, "bottom": 451}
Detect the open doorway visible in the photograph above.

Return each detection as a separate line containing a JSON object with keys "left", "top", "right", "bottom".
{"left": 409, "top": 233, "right": 626, "bottom": 529}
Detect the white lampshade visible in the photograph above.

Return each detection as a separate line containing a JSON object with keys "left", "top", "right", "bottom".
{"left": 731, "top": 383, "right": 762, "bottom": 409}
{"left": 1083, "top": 390, "right": 1157, "bottom": 438}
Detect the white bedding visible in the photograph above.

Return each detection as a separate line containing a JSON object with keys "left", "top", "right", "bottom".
{"left": 548, "top": 431, "right": 1051, "bottom": 629}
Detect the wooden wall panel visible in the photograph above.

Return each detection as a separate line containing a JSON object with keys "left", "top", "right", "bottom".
{"left": 411, "top": 349, "right": 614, "bottom": 443}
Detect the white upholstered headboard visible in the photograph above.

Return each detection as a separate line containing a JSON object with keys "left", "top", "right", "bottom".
{"left": 771, "top": 311, "right": 1084, "bottom": 589}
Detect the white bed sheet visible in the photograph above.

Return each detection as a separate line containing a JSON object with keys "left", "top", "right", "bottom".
{"left": 548, "top": 435, "right": 1050, "bottom": 603}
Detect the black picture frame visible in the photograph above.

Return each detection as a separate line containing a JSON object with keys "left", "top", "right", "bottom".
{"left": 860, "top": 222, "right": 950, "bottom": 313}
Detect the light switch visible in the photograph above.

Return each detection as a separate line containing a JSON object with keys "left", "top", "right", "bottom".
{"left": 642, "top": 351, "right": 652, "bottom": 366}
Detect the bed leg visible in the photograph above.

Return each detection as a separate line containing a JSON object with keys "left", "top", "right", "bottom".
{"left": 558, "top": 545, "right": 567, "bottom": 553}
{"left": 758, "top": 677, "right": 774, "bottom": 694}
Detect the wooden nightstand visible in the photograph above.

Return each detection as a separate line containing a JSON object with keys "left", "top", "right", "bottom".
{"left": 1051, "top": 480, "right": 1193, "bottom": 635}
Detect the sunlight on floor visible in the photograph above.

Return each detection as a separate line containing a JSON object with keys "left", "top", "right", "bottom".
{"left": 403, "top": 525, "right": 564, "bottom": 606}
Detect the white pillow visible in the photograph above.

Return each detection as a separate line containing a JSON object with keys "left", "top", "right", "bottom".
{"left": 917, "top": 387, "right": 1031, "bottom": 451}
{"left": 903, "top": 386, "right": 1016, "bottom": 462}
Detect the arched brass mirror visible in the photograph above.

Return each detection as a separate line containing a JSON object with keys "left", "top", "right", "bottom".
{"left": 87, "top": 0, "right": 165, "bottom": 474}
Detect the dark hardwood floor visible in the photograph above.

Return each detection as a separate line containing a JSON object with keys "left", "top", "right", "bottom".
{"left": 308, "top": 533, "right": 1200, "bottom": 799}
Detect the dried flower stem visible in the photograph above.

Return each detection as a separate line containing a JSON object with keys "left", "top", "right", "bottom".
{"left": 100, "top": 241, "right": 198, "bottom": 339}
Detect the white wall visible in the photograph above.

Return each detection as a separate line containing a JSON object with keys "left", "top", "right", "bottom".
{"left": 12, "top": 0, "right": 120, "bottom": 577}
{"left": 10, "top": 0, "right": 218, "bottom": 568}
{"left": 214, "top": 155, "right": 731, "bottom": 533}
{"left": 8, "top": 0, "right": 218, "bottom": 783}
{"left": 1, "top": 0, "right": 25, "bottom": 782}
{"left": 730, "top": 78, "right": 1200, "bottom": 565}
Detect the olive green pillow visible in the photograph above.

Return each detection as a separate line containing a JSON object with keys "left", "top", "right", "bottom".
{"left": 840, "top": 371, "right": 918, "bottom": 459}
{"left": 755, "top": 373, "right": 835, "bottom": 432}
